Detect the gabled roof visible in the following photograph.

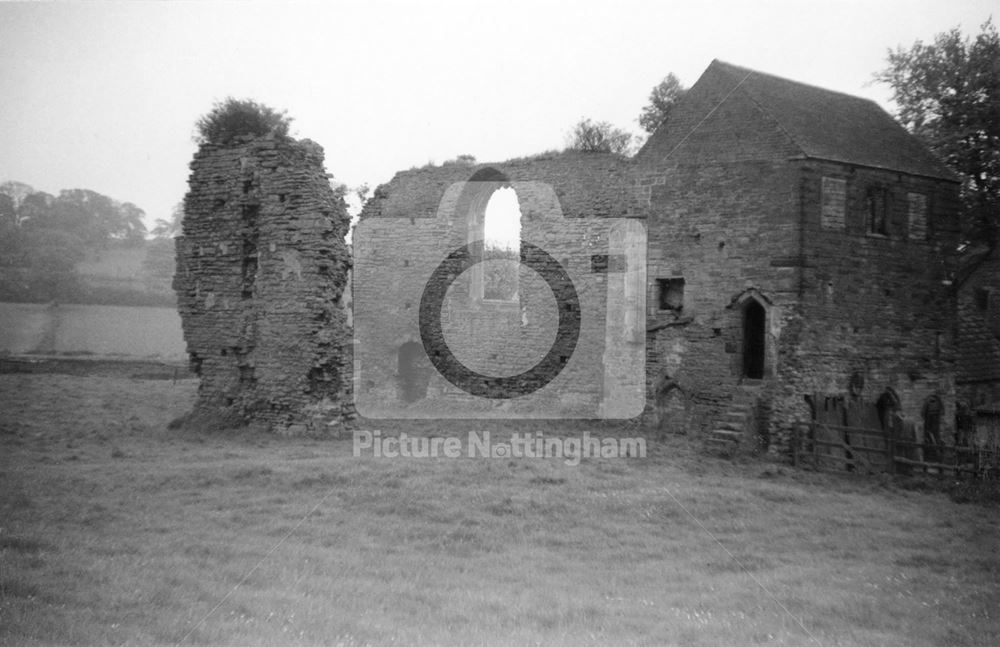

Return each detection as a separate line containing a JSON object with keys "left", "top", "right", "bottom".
{"left": 646, "top": 59, "right": 959, "bottom": 182}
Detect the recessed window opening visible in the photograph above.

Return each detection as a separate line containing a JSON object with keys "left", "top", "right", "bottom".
{"left": 743, "top": 299, "right": 766, "bottom": 379}
{"left": 975, "top": 287, "right": 990, "bottom": 311}
{"left": 657, "top": 278, "right": 685, "bottom": 311}
{"left": 867, "top": 186, "right": 890, "bottom": 236}
{"left": 482, "top": 187, "right": 521, "bottom": 301}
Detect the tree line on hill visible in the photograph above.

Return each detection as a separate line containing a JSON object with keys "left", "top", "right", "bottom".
{"left": 0, "top": 181, "right": 176, "bottom": 305}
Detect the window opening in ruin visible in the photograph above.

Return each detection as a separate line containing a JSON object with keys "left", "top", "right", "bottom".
{"left": 866, "top": 186, "right": 890, "bottom": 236}
{"left": 907, "top": 192, "right": 927, "bottom": 240}
{"left": 743, "top": 299, "right": 766, "bottom": 379}
{"left": 657, "top": 278, "right": 685, "bottom": 311}
{"left": 482, "top": 187, "right": 521, "bottom": 301}
{"left": 975, "top": 287, "right": 990, "bottom": 311}
{"left": 397, "top": 341, "right": 430, "bottom": 403}
{"left": 821, "top": 177, "right": 846, "bottom": 229}
{"left": 241, "top": 204, "right": 260, "bottom": 299}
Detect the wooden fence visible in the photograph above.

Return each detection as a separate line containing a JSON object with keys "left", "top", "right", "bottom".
{"left": 792, "top": 421, "right": 1000, "bottom": 479}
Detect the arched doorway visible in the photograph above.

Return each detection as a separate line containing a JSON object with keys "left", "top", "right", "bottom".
{"left": 397, "top": 341, "right": 429, "bottom": 403}
{"left": 743, "top": 300, "right": 766, "bottom": 379}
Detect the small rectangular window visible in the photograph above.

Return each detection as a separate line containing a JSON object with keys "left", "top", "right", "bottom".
{"left": 657, "top": 278, "right": 684, "bottom": 311}
{"left": 908, "top": 192, "right": 927, "bottom": 240}
{"left": 821, "top": 177, "right": 846, "bottom": 229}
{"left": 975, "top": 287, "right": 990, "bottom": 311}
{"left": 866, "top": 186, "right": 890, "bottom": 236}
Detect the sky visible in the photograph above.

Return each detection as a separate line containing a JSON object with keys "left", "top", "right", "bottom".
{"left": 0, "top": 0, "right": 996, "bottom": 228}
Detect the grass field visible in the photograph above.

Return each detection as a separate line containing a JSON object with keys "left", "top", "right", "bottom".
{"left": 1, "top": 372, "right": 998, "bottom": 646}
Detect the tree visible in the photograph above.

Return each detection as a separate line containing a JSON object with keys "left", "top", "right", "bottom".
{"left": 0, "top": 181, "right": 34, "bottom": 211}
{"left": 568, "top": 118, "right": 635, "bottom": 155}
{"left": 17, "top": 191, "right": 55, "bottom": 227}
{"left": 638, "top": 72, "right": 688, "bottom": 135}
{"left": 152, "top": 202, "right": 184, "bottom": 238}
{"left": 0, "top": 193, "right": 15, "bottom": 228}
{"left": 875, "top": 20, "right": 1000, "bottom": 246}
{"left": 38, "top": 189, "right": 147, "bottom": 247}
{"left": 117, "top": 202, "right": 148, "bottom": 245}
{"left": 195, "top": 97, "right": 293, "bottom": 146}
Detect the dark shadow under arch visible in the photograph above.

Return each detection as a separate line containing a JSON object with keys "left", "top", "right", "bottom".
{"left": 397, "top": 341, "right": 429, "bottom": 403}
{"left": 743, "top": 299, "right": 766, "bottom": 379}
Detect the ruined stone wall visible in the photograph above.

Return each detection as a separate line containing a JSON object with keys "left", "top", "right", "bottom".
{"left": 173, "top": 135, "right": 352, "bottom": 432}
{"left": 956, "top": 249, "right": 1000, "bottom": 408}
{"left": 354, "top": 152, "right": 643, "bottom": 419}
{"left": 361, "top": 152, "right": 637, "bottom": 221}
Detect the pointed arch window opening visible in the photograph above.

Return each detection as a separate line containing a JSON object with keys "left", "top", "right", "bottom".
{"left": 481, "top": 187, "right": 522, "bottom": 302}
{"left": 743, "top": 298, "right": 766, "bottom": 379}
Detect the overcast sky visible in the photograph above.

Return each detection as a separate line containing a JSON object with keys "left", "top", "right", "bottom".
{"left": 0, "top": 0, "right": 995, "bottom": 227}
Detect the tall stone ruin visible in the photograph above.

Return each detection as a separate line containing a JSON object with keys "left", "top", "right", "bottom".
{"left": 173, "top": 134, "right": 352, "bottom": 432}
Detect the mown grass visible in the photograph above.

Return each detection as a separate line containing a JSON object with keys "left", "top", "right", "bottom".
{"left": 1, "top": 373, "right": 998, "bottom": 646}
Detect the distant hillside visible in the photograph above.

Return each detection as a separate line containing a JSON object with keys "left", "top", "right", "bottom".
{"left": 0, "top": 180, "right": 175, "bottom": 307}
{"left": 0, "top": 238, "right": 177, "bottom": 307}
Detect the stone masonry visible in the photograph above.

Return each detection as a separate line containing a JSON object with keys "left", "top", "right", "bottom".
{"left": 353, "top": 153, "right": 645, "bottom": 419}
{"left": 173, "top": 134, "right": 352, "bottom": 432}
{"left": 173, "top": 60, "right": 970, "bottom": 454}
{"left": 634, "top": 60, "right": 961, "bottom": 450}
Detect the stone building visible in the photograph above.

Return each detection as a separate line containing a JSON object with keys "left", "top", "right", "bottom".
{"left": 956, "top": 247, "right": 1000, "bottom": 407}
{"left": 633, "top": 60, "right": 962, "bottom": 449}
{"left": 955, "top": 247, "right": 1000, "bottom": 446}
{"left": 174, "top": 61, "right": 965, "bottom": 451}
{"left": 352, "top": 60, "right": 962, "bottom": 450}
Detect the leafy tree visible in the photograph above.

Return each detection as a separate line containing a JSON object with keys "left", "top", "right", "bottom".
{"left": 0, "top": 181, "right": 34, "bottom": 211}
{"left": 0, "top": 193, "right": 15, "bottom": 227}
{"left": 638, "top": 72, "right": 688, "bottom": 135}
{"left": 195, "top": 97, "right": 293, "bottom": 146}
{"left": 354, "top": 183, "right": 371, "bottom": 206}
{"left": 28, "top": 189, "right": 147, "bottom": 247}
{"left": 482, "top": 245, "right": 519, "bottom": 301}
{"left": 143, "top": 236, "right": 177, "bottom": 283}
{"left": 445, "top": 154, "right": 477, "bottom": 165}
{"left": 152, "top": 202, "right": 184, "bottom": 238}
{"left": 117, "top": 202, "right": 148, "bottom": 244}
{"left": 0, "top": 180, "right": 155, "bottom": 302}
{"left": 568, "top": 118, "right": 635, "bottom": 155}
{"left": 875, "top": 20, "right": 1000, "bottom": 246}
{"left": 17, "top": 191, "right": 55, "bottom": 228}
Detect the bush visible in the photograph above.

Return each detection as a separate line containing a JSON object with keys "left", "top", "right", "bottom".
{"left": 195, "top": 98, "right": 292, "bottom": 146}
{"left": 567, "top": 118, "right": 635, "bottom": 155}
